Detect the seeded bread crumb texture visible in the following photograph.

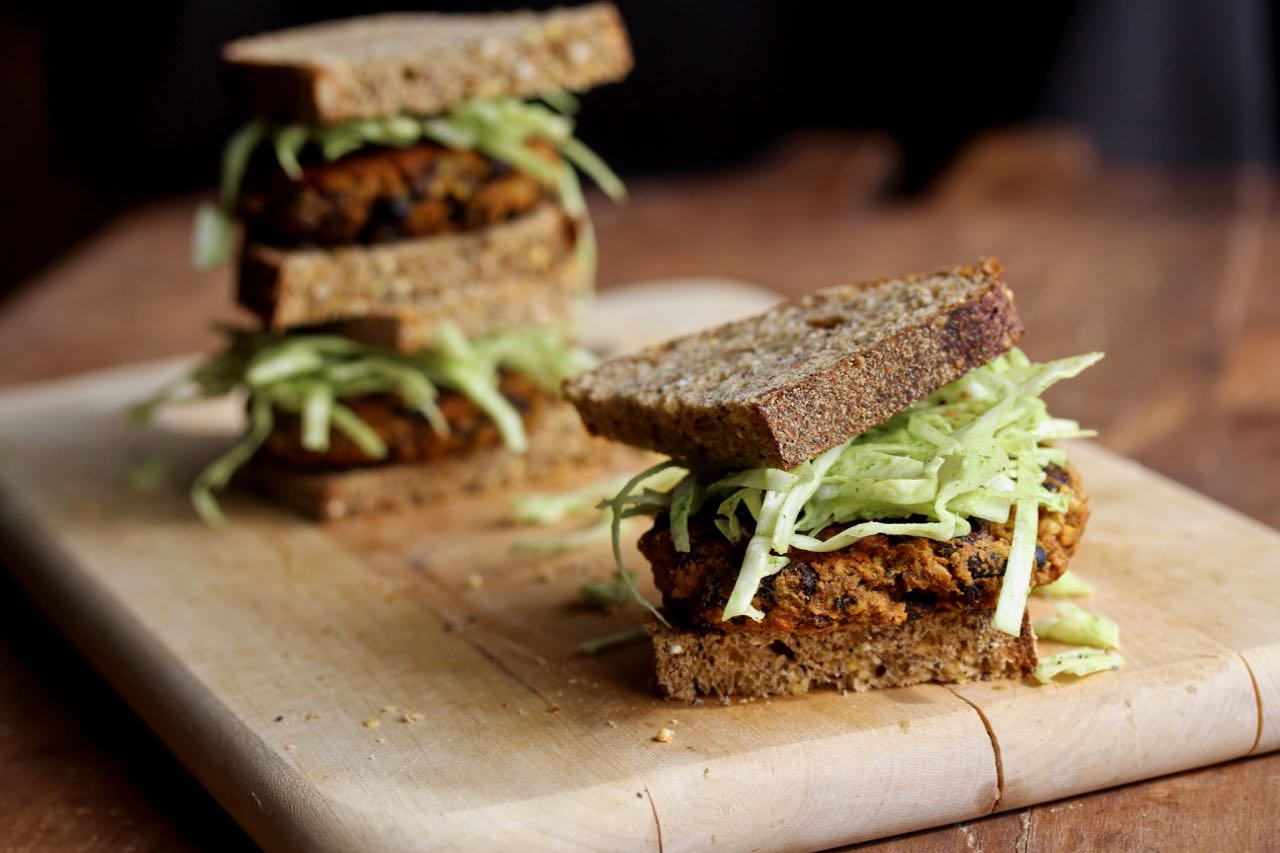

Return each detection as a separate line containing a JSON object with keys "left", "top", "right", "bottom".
{"left": 650, "top": 609, "right": 1037, "bottom": 701}
{"left": 238, "top": 203, "right": 581, "bottom": 347}
{"left": 565, "top": 258, "right": 1024, "bottom": 471}
{"left": 224, "top": 3, "right": 633, "bottom": 123}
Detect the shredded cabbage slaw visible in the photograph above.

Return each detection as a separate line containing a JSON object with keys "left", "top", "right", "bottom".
{"left": 1033, "top": 648, "right": 1124, "bottom": 683}
{"left": 193, "top": 93, "right": 625, "bottom": 271}
{"left": 131, "top": 324, "right": 593, "bottom": 524}
{"left": 603, "top": 348, "right": 1102, "bottom": 635}
{"left": 1034, "top": 601, "right": 1120, "bottom": 649}
{"left": 1033, "top": 569, "right": 1096, "bottom": 599}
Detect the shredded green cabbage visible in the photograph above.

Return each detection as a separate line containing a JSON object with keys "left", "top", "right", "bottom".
{"left": 194, "top": 94, "right": 624, "bottom": 270}
{"left": 510, "top": 474, "right": 636, "bottom": 525}
{"left": 132, "top": 324, "right": 592, "bottom": 524}
{"left": 1033, "top": 569, "right": 1096, "bottom": 599}
{"left": 578, "top": 625, "right": 647, "bottom": 655}
{"left": 603, "top": 348, "right": 1102, "bottom": 633}
{"left": 1034, "top": 601, "right": 1120, "bottom": 649}
{"left": 1033, "top": 647, "right": 1124, "bottom": 683}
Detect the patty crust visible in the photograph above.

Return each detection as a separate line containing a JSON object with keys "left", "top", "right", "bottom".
{"left": 258, "top": 371, "right": 547, "bottom": 471}
{"left": 238, "top": 141, "right": 555, "bottom": 247}
{"left": 640, "top": 463, "right": 1089, "bottom": 633}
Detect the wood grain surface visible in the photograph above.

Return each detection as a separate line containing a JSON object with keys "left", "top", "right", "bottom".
{"left": 0, "top": 129, "right": 1278, "bottom": 851}
{"left": 0, "top": 354, "right": 1274, "bottom": 851}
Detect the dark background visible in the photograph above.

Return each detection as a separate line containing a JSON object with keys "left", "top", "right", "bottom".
{"left": 1, "top": 0, "right": 1276, "bottom": 298}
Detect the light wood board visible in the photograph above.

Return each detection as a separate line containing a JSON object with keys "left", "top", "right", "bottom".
{"left": 0, "top": 280, "right": 1275, "bottom": 852}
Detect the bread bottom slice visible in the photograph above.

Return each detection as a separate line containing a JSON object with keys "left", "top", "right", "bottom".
{"left": 246, "top": 399, "right": 620, "bottom": 521}
{"left": 650, "top": 609, "right": 1037, "bottom": 701}
{"left": 238, "top": 202, "right": 582, "bottom": 349}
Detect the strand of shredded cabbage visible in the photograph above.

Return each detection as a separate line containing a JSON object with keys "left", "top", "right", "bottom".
{"left": 1033, "top": 648, "right": 1124, "bottom": 683}
{"left": 193, "top": 93, "right": 624, "bottom": 271}
{"left": 131, "top": 323, "right": 594, "bottom": 525}
{"left": 602, "top": 348, "right": 1102, "bottom": 635}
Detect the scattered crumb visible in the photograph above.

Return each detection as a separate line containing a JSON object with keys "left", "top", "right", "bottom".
{"left": 703, "top": 767, "right": 710, "bottom": 777}
{"left": 720, "top": 698, "right": 731, "bottom": 707}
{"left": 606, "top": 720, "right": 618, "bottom": 728}
{"left": 273, "top": 715, "right": 284, "bottom": 723}
{"left": 636, "top": 792, "right": 643, "bottom": 799}
{"left": 401, "top": 711, "right": 425, "bottom": 724}
{"left": 465, "top": 572, "right": 484, "bottom": 590}
{"left": 568, "top": 677, "right": 579, "bottom": 685}
{"left": 362, "top": 719, "right": 381, "bottom": 729}
{"left": 839, "top": 689, "right": 849, "bottom": 697}
{"left": 991, "top": 684, "right": 1007, "bottom": 691}
{"left": 285, "top": 744, "right": 297, "bottom": 752}
{"left": 375, "top": 737, "right": 387, "bottom": 744}
{"left": 548, "top": 703, "right": 562, "bottom": 714}
{"left": 668, "top": 719, "right": 678, "bottom": 726}
{"left": 381, "top": 705, "right": 399, "bottom": 715}
{"left": 654, "top": 728, "right": 675, "bottom": 744}
{"left": 305, "top": 713, "right": 321, "bottom": 722}
{"left": 368, "top": 755, "right": 376, "bottom": 761}
{"left": 691, "top": 698, "right": 702, "bottom": 707}
{"left": 898, "top": 720, "right": 910, "bottom": 733}
{"left": 1186, "top": 685, "right": 1198, "bottom": 694}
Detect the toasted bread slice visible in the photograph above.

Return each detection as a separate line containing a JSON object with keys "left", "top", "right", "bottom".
{"left": 565, "top": 259, "right": 1023, "bottom": 471}
{"left": 224, "top": 4, "right": 633, "bottom": 124}
{"left": 247, "top": 399, "right": 624, "bottom": 521}
{"left": 650, "top": 609, "right": 1037, "bottom": 701}
{"left": 238, "top": 203, "right": 581, "bottom": 347}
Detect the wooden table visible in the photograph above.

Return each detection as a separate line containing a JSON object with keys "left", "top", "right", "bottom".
{"left": 1, "top": 130, "right": 1277, "bottom": 851}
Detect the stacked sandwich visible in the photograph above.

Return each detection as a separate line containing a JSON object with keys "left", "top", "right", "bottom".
{"left": 141, "top": 5, "right": 633, "bottom": 522}
{"left": 566, "top": 260, "right": 1103, "bottom": 699}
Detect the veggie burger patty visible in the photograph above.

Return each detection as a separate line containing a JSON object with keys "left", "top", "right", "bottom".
{"left": 260, "top": 371, "right": 548, "bottom": 471}
{"left": 642, "top": 463, "right": 1089, "bottom": 634}
{"left": 237, "top": 141, "right": 556, "bottom": 248}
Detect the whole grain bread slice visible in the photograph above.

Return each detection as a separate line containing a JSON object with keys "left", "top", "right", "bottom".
{"left": 239, "top": 202, "right": 581, "bottom": 345}
{"left": 323, "top": 257, "right": 582, "bottom": 351}
{"left": 565, "top": 259, "right": 1023, "bottom": 471}
{"left": 246, "top": 398, "right": 631, "bottom": 520}
{"left": 224, "top": 4, "right": 633, "bottom": 124}
{"left": 650, "top": 609, "right": 1037, "bottom": 701}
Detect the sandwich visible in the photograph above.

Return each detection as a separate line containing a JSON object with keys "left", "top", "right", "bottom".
{"left": 138, "top": 4, "right": 633, "bottom": 522}
{"left": 564, "top": 259, "right": 1105, "bottom": 699}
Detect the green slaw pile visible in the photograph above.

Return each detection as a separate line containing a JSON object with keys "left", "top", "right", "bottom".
{"left": 131, "top": 324, "right": 593, "bottom": 524}
{"left": 193, "top": 92, "right": 625, "bottom": 270}
{"left": 603, "top": 348, "right": 1102, "bottom": 635}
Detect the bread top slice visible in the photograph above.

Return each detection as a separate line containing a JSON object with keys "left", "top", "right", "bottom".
{"left": 564, "top": 259, "right": 1024, "bottom": 471}
{"left": 224, "top": 3, "right": 633, "bottom": 123}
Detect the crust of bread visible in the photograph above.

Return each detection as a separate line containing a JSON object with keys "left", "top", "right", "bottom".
{"left": 238, "top": 203, "right": 582, "bottom": 347}
{"left": 565, "top": 258, "right": 1024, "bottom": 471}
{"left": 223, "top": 4, "right": 633, "bottom": 123}
{"left": 246, "top": 399, "right": 623, "bottom": 521}
{"left": 650, "top": 609, "right": 1038, "bottom": 701}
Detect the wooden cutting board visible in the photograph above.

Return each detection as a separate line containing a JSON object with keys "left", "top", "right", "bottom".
{"left": 0, "top": 280, "right": 1275, "bottom": 852}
